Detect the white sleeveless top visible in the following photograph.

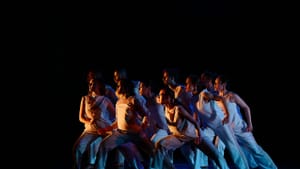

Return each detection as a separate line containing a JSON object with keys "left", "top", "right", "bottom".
{"left": 165, "top": 106, "right": 197, "bottom": 139}
{"left": 84, "top": 95, "right": 113, "bottom": 133}
{"left": 222, "top": 100, "right": 247, "bottom": 131}
{"left": 116, "top": 101, "right": 142, "bottom": 133}
{"left": 195, "top": 89, "right": 224, "bottom": 128}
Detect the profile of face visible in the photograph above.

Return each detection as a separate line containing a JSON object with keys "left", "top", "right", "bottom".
{"left": 185, "top": 77, "right": 195, "bottom": 93}
{"left": 208, "top": 81, "right": 214, "bottom": 91}
{"left": 88, "top": 79, "right": 101, "bottom": 94}
{"left": 89, "top": 79, "right": 96, "bottom": 92}
{"left": 214, "top": 77, "right": 224, "bottom": 92}
{"left": 162, "top": 71, "right": 174, "bottom": 85}
{"left": 157, "top": 89, "right": 171, "bottom": 105}
{"left": 115, "top": 81, "right": 121, "bottom": 96}
{"left": 139, "top": 82, "right": 148, "bottom": 96}
{"left": 113, "top": 71, "right": 120, "bottom": 83}
{"left": 113, "top": 69, "right": 127, "bottom": 84}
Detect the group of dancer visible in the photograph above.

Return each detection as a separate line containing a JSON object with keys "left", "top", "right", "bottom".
{"left": 72, "top": 67, "right": 278, "bottom": 169}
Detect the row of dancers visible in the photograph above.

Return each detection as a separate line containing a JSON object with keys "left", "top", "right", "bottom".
{"left": 72, "top": 68, "right": 278, "bottom": 169}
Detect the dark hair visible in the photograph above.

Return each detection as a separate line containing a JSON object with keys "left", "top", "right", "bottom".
{"left": 86, "top": 68, "right": 104, "bottom": 82}
{"left": 160, "top": 87, "right": 182, "bottom": 106}
{"left": 164, "top": 87, "right": 175, "bottom": 99}
{"left": 114, "top": 68, "right": 128, "bottom": 80}
{"left": 186, "top": 74, "right": 204, "bottom": 93}
{"left": 117, "top": 79, "right": 135, "bottom": 98}
{"left": 216, "top": 74, "right": 231, "bottom": 89}
{"left": 200, "top": 70, "right": 217, "bottom": 82}
{"left": 94, "top": 78, "right": 106, "bottom": 95}
{"left": 139, "top": 79, "right": 159, "bottom": 94}
{"left": 162, "top": 68, "right": 180, "bottom": 82}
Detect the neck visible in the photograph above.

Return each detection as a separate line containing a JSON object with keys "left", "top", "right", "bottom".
{"left": 166, "top": 103, "right": 175, "bottom": 109}
{"left": 168, "top": 83, "right": 177, "bottom": 91}
{"left": 91, "top": 91, "right": 101, "bottom": 97}
{"left": 220, "top": 89, "right": 228, "bottom": 96}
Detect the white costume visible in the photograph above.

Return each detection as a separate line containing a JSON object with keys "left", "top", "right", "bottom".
{"left": 195, "top": 89, "right": 250, "bottom": 169}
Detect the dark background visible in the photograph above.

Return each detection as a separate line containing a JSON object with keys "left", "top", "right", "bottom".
{"left": 47, "top": 14, "right": 298, "bottom": 169}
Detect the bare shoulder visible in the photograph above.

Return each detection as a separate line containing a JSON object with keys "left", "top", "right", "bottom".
{"left": 227, "top": 91, "right": 236, "bottom": 97}
{"left": 228, "top": 91, "right": 240, "bottom": 102}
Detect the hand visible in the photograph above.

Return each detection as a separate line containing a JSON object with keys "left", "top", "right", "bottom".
{"left": 89, "top": 119, "right": 95, "bottom": 125}
{"left": 222, "top": 115, "right": 229, "bottom": 125}
{"left": 97, "top": 126, "right": 112, "bottom": 135}
{"left": 246, "top": 124, "right": 253, "bottom": 132}
{"left": 194, "top": 136, "right": 202, "bottom": 145}
{"left": 141, "top": 117, "right": 150, "bottom": 129}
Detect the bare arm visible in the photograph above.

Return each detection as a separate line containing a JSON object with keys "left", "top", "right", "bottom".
{"left": 97, "top": 120, "right": 118, "bottom": 135}
{"left": 129, "top": 96, "right": 151, "bottom": 128}
{"left": 177, "top": 105, "right": 201, "bottom": 138}
{"left": 79, "top": 96, "right": 91, "bottom": 124}
{"left": 202, "top": 91, "right": 213, "bottom": 102}
{"left": 232, "top": 93, "right": 253, "bottom": 132}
